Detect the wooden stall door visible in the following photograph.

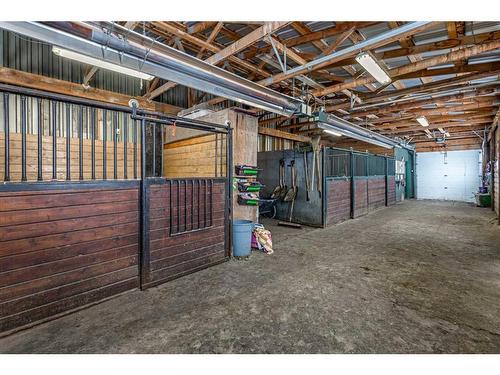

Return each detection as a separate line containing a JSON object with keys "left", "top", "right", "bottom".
{"left": 141, "top": 177, "right": 229, "bottom": 289}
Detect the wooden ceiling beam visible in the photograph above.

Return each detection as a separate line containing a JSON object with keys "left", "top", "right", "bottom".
{"left": 256, "top": 22, "right": 437, "bottom": 88}
{"left": 0, "top": 67, "right": 182, "bottom": 114}
{"left": 284, "top": 22, "right": 376, "bottom": 48}
{"left": 313, "top": 39, "right": 500, "bottom": 96}
{"left": 188, "top": 21, "right": 218, "bottom": 35}
{"left": 314, "top": 30, "right": 500, "bottom": 72}
{"left": 146, "top": 21, "right": 285, "bottom": 100}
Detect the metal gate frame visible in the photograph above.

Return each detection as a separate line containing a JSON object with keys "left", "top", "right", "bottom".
{"left": 130, "top": 104, "right": 233, "bottom": 289}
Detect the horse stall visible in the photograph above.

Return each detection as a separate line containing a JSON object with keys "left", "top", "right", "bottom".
{"left": 258, "top": 146, "right": 398, "bottom": 228}
{"left": 0, "top": 84, "right": 232, "bottom": 334}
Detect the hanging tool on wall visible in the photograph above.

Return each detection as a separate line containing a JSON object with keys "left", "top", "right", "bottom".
{"left": 311, "top": 136, "right": 321, "bottom": 197}
{"left": 303, "top": 150, "right": 310, "bottom": 201}
{"left": 279, "top": 160, "right": 301, "bottom": 228}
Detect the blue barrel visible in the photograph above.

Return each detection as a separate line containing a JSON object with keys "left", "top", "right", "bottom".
{"left": 232, "top": 219, "right": 253, "bottom": 257}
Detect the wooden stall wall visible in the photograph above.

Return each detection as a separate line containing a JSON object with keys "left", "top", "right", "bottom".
{"left": 326, "top": 178, "right": 351, "bottom": 225}
{"left": 387, "top": 176, "right": 397, "bottom": 205}
{"left": 163, "top": 134, "right": 226, "bottom": 178}
{"left": 353, "top": 178, "right": 368, "bottom": 218}
{"left": 141, "top": 178, "right": 228, "bottom": 289}
{"left": 368, "top": 177, "right": 386, "bottom": 211}
{"left": 0, "top": 181, "right": 140, "bottom": 334}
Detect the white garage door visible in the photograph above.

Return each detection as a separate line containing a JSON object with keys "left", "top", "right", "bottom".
{"left": 417, "top": 150, "right": 481, "bottom": 203}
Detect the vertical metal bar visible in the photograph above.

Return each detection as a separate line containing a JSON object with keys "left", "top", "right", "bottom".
{"left": 366, "top": 154, "right": 369, "bottom": 211}
{"left": 113, "top": 112, "right": 117, "bottom": 179}
{"left": 51, "top": 100, "right": 57, "bottom": 180}
{"left": 37, "top": 99, "right": 42, "bottom": 181}
{"left": 124, "top": 115, "right": 128, "bottom": 179}
{"left": 225, "top": 126, "right": 233, "bottom": 258}
{"left": 210, "top": 179, "right": 213, "bottom": 226}
{"left": 191, "top": 179, "right": 194, "bottom": 231}
{"left": 133, "top": 119, "right": 137, "bottom": 179}
{"left": 184, "top": 179, "right": 187, "bottom": 232}
{"left": 65, "top": 103, "right": 71, "bottom": 180}
{"left": 214, "top": 133, "right": 218, "bottom": 177}
{"left": 385, "top": 156, "right": 389, "bottom": 206}
{"left": 79, "top": 105, "right": 84, "bottom": 180}
{"left": 204, "top": 179, "right": 207, "bottom": 228}
{"left": 220, "top": 134, "right": 224, "bottom": 177}
{"left": 20, "top": 96, "right": 27, "bottom": 182}
{"left": 350, "top": 151, "right": 355, "bottom": 219}
{"left": 169, "top": 180, "right": 173, "bottom": 236}
{"left": 197, "top": 179, "right": 200, "bottom": 229}
{"left": 160, "top": 125, "right": 164, "bottom": 178}
{"left": 3, "top": 93, "right": 10, "bottom": 182}
{"left": 141, "top": 119, "right": 146, "bottom": 179}
{"left": 152, "top": 123, "right": 156, "bottom": 177}
{"left": 177, "top": 180, "right": 180, "bottom": 234}
{"left": 91, "top": 108, "right": 96, "bottom": 180}
{"left": 103, "top": 109, "right": 107, "bottom": 179}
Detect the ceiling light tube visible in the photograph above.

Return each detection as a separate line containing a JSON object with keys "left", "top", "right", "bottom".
{"left": 416, "top": 116, "right": 430, "bottom": 127}
{"left": 355, "top": 52, "right": 392, "bottom": 85}
{"left": 52, "top": 46, "right": 154, "bottom": 81}
{"left": 323, "top": 129, "right": 342, "bottom": 137}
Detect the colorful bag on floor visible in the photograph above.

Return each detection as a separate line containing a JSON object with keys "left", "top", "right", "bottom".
{"left": 252, "top": 224, "right": 273, "bottom": 254}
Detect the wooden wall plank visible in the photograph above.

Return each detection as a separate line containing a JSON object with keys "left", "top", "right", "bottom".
{"left": 0, "top": 183, "right": 140, "bottom": 334}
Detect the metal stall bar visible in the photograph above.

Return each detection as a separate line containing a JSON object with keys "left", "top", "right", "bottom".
{"left": 20, "top": 96, "right": 27, "bottom": 182}
{"left": 385, "top": 156, "right": 389, "bottom": 206}
{"left": 51, "top": 101, "right": 57, "bottom": 180}
{"left": 65, "top": 103, "right": 71, "bottom": 180}
{"left": 139, "top": 118, "right": 149, "bottom": 287}
{"left": 37, "top": 99, "right": 43, "bottom": 181}
{"left": 152, "top": 123, "right": 156, "bottom": 177}
{"left": 3, "top": 93, "right": 10, "bottom": 181}
{"left": 79, "top": 105, "right": 84, "bottom": 180}
{"left": 91, "top": 108, "right": 96, "bottom": 180}
{"left": 124, "top": 115, "right": 128, "bottom": 180}
{"left": 103, "top": 109, "right": 107, "bottom": 180}
{"left": 349, "top": 150, "right": 354, "bottom": 219}
{"left": 113, "top": 112, "right": 118, "bottom": 180}
{"left": 133, "top": 120, "right": 137, "bottom": 179}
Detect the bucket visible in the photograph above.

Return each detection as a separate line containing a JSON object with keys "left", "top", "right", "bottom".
{"left": 232, "top": 219, "right": 254, "bottom": 257}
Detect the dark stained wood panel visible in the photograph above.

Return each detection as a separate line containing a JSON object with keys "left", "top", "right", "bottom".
{"left": 142, "top": 178, "right": 228, "bottom": 289}
{"left": 326, "top": 178, "right": 351, "bottom": 225}
{"left": 0, "top": 182, "right": 140, "bottom": 334}
{"left": 368, "top": 177, "right": 386, "bottom": 212}
{"left": 353, "top": 178, "right": 368, "bottom": 218}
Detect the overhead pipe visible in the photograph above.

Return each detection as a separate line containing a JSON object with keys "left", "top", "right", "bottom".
{"left": 259, "top": 21, "right": 433, "bottom": 86}
{"left": 315, "top": 110, "right": 414, "bottom": 150}
{"left": 0, "top": 21, "right": 306, "bottom": 117}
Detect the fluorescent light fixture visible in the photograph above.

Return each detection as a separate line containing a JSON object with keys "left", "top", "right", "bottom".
{"left": 323, "top": 129, "right": 342, "bottom": 137}
{"left": 424, "top": 129, "right": 433, "bottom": 139}
{"left": 355, "top": 52, "right": 392, "bottom": 85}
{"left": 416, "top": 116, "right": 430, "bottom": 127}
{"left": 444, "top": 131, "right": 450, "bottom": 137}
{"left": 438, "top": 128, "right": 446, "bottom": 134}
{"left": 52, "top": 46, "right": 154, "bottom": 81}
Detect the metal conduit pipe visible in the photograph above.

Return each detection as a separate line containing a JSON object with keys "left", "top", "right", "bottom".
{"left": 348, "top": 81, "right": 500, "bottom": 112}
{"left": 0, "top": 21, "right": 305, "bottom": 117}
{"left": 316, "top": 110, "right": 414, "bottom": 150}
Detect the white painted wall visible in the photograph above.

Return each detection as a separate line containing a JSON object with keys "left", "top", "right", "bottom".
{"left": 416, "top": 150, "right": 481, "bottom": 202}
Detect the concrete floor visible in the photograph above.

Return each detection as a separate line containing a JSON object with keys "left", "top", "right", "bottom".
{"left": 1, "top": 200, "right": 499, "bottom": 353}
